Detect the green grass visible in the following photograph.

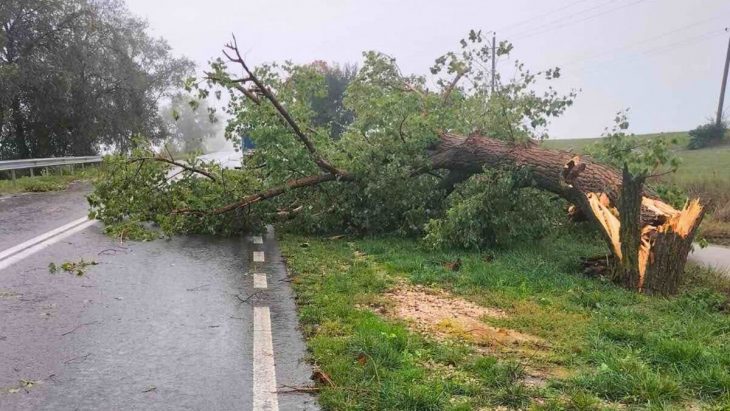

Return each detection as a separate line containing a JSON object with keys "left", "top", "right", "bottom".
{"left": 542, "top": 131, "right": 730, "bottom": 186}
{"left": 281, "top": 230, "right": 730, "bottom": 410}
{"left": 542, "top": 131, "right": 690, "bottom": 152}
{"left": 0, "top": 166, "right": 98, "bottom": 194}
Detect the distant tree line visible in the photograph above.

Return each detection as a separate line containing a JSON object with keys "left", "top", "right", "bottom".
{"left": 307, "top": 61, "right": 357, "bottom": 139}
{"left": 0, "top": 0, "right": 194, "bottom": 160}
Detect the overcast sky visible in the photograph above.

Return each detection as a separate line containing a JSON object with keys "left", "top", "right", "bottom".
{"left": 126, "top": 0, "right": 730, "bottom": 139}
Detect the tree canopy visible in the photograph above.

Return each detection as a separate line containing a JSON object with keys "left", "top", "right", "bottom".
{"left": 91, "top": 30, "right": 576, "bottom": 238}
{"left": 0, "top": 0, "right": 193, "bottom": 159}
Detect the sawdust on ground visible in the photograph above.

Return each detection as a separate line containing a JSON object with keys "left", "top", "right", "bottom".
{"left": 383, "top": 283, "right": 546, "bottom": 354}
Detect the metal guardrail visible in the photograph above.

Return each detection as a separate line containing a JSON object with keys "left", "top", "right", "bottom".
{"left": 0, "top": 156, "right": 102, "bottom": 179}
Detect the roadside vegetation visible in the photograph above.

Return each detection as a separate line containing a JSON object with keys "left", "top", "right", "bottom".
{"left": 0, "top": 166, "right": 99, "bottom": 195}
{"left": 281, "top": 233, "right": 730, "bottom": 410}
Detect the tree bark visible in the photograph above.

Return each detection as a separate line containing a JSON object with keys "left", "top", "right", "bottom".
{"left": 616, "top": 167, "right": 644, "bottom": 289}
{"left": 11, "top": 97, "right": 29, "bottom": 159}
{"left": 431, "top": 133, "right": 704, "bottom": 295}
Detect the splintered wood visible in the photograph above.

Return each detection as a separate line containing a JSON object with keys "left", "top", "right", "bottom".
{"left": 584, "top": 184, "right": 704, "bottom": 292}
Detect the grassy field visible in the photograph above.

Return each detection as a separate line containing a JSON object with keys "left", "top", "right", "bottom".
{"left": 0, "top": 166, "right": 99, "bottom": 194}
{"left": 542, "top": 131, "right": 729, "bottom": 186}
{"left": 544, "top": 132, "right": 730, "bottom": 244}
{"left": 281, "top": 231, "right": 730, "bottom": 410}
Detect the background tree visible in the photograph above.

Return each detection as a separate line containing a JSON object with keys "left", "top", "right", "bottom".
{"left": 307, "top": 61, "right": 357, "bottom": 139}
{"left": 0, "top": 0, "right": 193, "bottom": 159}
{"left": 161, "top": 93, "right": 222, "bottom": 154}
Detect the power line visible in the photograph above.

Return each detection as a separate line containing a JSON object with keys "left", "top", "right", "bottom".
{"left": 562, "top": 14, "right": 727, "bottom": 68}
{"left": 505, "top": 0, "right": 620, "bottom": 38}
{"left": 510, "top": 0, "right": 650, "bottom": 41}
{"left": 496, "top": 0, "right": 595, "bottom": 35}
{"left": 642, "top": 29, "right": 726, "bottom": 57}
{"left": 567, "top": 28, "right": 726, "bottom": 75}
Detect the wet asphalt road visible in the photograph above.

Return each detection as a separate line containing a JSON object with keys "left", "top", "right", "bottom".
{"left": 690, "top": 243, "right": 730, "bottom": 275}
{"left": 0, "top": 188, "right": 318, "bottom": 410}
{"left": 0, "top": 183, "right": 91, "bottom": 251}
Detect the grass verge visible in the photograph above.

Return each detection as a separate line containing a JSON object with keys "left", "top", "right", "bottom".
{"left": 0, "top": 166, "right": 98, "bottom": 194}
{"left": 281, "top": 230, "right": 730, "bottom": 410}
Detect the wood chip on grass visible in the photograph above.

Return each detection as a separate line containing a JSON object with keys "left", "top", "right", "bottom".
{"left": 381, "top": 282, "right": 567, "bottom": 386}
{"left": 383, "top": 283, "right": 539, "bottom": 350}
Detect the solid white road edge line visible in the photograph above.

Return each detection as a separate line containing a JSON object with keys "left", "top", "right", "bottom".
{"left": 0, "top": 216, "right": 89, "bottom": 261}
{"left": 0, "top": 219, "right": 97, "bottom": 271}
{"left": 252, "top": 235, "right": 264, "bottom": 245}
{"left": 253, "top": 306, "right": 279, "bottom": 411}
{"left": 253, "top": 251, "right": 265, "bottom": 263}
{"left": 253, "top": 273, "right": 268, "bottom": 289}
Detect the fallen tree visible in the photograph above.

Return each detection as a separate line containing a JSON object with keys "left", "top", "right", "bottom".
{"left": 429, "top": 132, "right": 704, "bottom": 294}
{"left": 91, "top": 31, "right": 704, "bottom": 295}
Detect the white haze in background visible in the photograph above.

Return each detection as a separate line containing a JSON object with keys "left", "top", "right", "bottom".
{"left": 127, "top": 0, "right": 730, "bottom": 139}
{"left": 205, "top": 126, "right": 236, "bottom": 154}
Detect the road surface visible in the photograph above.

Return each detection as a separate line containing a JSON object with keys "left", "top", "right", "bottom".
{"left": 689, "top": 243, "right": 730, "bottom": 275}
{"left": 0, "top": 184, "right": 318, "bottom": 410}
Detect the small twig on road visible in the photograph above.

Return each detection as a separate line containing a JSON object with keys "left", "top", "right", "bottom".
{"left": 97, "top": 247, "right": 129, "bottom": 256}
{"left": 64, "top": 353, "right": 91, "bottom": 364}
{"left": 235, "top": 291, "right": 260, "bottom": 304}
{"left": 61, "top": 321, "right": 99, "bottom": 337}
{"left": 276, "top": 384, "right": 321, "bottom": 394}
{"left": 142, "top": 385, "right": 157, "bottom": 393}
{"left": 229, "top": 316, "right": 245, "bottom": 320}
{"left": 186, "top": 284, "right": 210, "bottom": 292}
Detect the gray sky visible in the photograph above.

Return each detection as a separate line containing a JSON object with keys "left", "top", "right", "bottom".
{"left": 126, "top": 0, "right": 730, "bottom": 139}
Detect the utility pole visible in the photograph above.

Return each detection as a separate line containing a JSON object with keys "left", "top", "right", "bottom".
{"left": 491, "top": 32, "right": 496, "bottom": 94}
{"left": 717, "top": 28, "right": 730, "bottom": 126}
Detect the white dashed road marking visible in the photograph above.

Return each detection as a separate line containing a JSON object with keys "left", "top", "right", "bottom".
{"left": 253, "top": 306, "right": 279, "bottom": 411}
{"left": 0, "top": 216, "right": 96, "bottom": 271}
{"left": 253, "top": 251, "right": 265, "bottom": 262}
{"left": 253, "top": 273, "right": 268, "bottom": 289}
{"left": 252, "top": 235, "right": 264, "bottom": 245}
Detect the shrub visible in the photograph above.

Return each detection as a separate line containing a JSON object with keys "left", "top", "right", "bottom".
{"left": 688, "top": 122, "right": 726, "bottom": 150}
{"left": 423, "top": 168, "right": 562, "bottom": 250}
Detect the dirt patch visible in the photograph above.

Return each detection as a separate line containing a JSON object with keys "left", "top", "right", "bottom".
{"left": 384, "top": 283, "right": 543, "bottom": 353}
{"left": 382, "top": 283, "right": 568, "bottom": 385}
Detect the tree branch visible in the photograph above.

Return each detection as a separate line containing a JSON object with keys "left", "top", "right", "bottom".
{"left": 219, "top": 35, "right": 346, "bottom": 177}
{"left": 130, "top": 157, "right": 218, "bottom": 182}
{"left": 173, "top": 172, "right": 354, "bottom": 216}
{"left": 442, "top": 70, "right": 466, "bottom": 102}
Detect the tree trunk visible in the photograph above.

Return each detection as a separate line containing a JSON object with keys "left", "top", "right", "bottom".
{"left": 11, "top": 97, "right": 29, "bottom": 159}
{"left": 616, "top": 167, "right": 644, "bottom": 289}
{"left": 431, "top": 133, "right": 704, "bottom": 295}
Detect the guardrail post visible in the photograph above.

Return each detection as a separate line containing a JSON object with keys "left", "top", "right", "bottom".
{"left": 29, "top": 168, "right": 34, "bottom": 177}
{"left": 11, "top": 169, "right": 16, "bottom": 185}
